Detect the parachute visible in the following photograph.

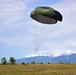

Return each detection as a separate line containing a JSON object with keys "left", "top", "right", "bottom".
{"left": 30, "top": 6, "right": 62, "bottom": 24}
{"left": 30, "top": 6, "right": 63, "bottom": 52}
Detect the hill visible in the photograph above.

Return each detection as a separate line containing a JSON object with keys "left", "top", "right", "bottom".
{"left": 16, "top": 54, "right": 76, "bottom": 63}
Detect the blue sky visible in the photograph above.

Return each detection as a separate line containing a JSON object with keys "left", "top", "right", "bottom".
{"left": 0, "top": 0, "right": 76, "bottom": 60}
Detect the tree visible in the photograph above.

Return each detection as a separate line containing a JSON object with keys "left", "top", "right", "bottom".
{"left": 1, "top": 57, "right": 7, "bottom": 65}
{"left": 31, "top": 61, "right": 35, "bottom": 64}
{"left": 10, "top": 57, "right": 16, "bottom": 64}
{"left": 22, "top": 62, "right": 26, "bottom": 65}
{"left": 40, "top": 62, "right": 43, "bottom": 64}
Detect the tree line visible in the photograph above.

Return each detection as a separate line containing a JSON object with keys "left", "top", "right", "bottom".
{"left": 0, "top": 57, "right": 72, "bottom": 65}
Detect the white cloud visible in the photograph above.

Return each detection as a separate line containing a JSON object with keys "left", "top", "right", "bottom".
{"left": 0, "top": 35, "right": 34, "bottom": 47}
{"left": 0, "top": 0, "right": 26, "bottom": 24}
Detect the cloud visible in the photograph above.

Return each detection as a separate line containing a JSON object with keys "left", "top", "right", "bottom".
{"left": 0, "top": 0, "right": 26, "bottom": 24}
{"left": 0, "top": 35, "right": 34, "bottom": 47}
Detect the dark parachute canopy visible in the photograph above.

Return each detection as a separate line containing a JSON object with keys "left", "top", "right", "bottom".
{"left": 30, "top": 6, "right": 63, "bottom": 24}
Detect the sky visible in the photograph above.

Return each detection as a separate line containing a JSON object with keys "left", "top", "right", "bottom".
{"left": 0, "top": 0, "right": 76, "bottom": 60}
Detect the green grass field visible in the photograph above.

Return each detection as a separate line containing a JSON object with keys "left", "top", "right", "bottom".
{"left": 0, "top": 64, "right": 76, "bottom": 75}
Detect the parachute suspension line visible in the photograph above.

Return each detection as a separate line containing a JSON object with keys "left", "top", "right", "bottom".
{"left": 38, "top": 25, "right": 53, "bottom": 47}
{"left": 34, "top": 24, "right": 42, "bottom": 53}
{"left": 34, "top": 24, "right": 54, "bottom": 53}
{"left": 34, "top": 24, "right": 39, "bottom": 53}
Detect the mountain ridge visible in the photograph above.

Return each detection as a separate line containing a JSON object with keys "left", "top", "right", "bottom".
{"left": 16, "top": 54, "right": 76, "bottom": 64}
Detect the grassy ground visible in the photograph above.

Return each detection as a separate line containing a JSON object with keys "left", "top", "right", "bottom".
{"left": 0, "top": 64, "right": 76, "bottom": 75}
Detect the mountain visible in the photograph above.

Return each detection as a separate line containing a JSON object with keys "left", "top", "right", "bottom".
{"left": 16, "top": 54, "right": 76, "bottom": 64}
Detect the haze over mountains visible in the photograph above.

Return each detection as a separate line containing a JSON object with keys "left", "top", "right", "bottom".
{"left": 16, "top": 54, "right": 76, "bottom": 64}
